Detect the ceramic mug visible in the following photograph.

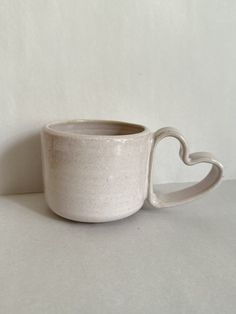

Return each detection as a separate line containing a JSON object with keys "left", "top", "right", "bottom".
{"left": 41, "top": 120, "right": 223, "bottom": 222}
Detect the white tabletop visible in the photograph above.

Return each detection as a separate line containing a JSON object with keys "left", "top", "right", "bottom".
{"left": 1, "top": 181, "right": 236, "bottom": 314}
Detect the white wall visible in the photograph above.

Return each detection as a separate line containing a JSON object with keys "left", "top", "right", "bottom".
{"left": 0, "top": 0, "right": 235, "bottom": 195}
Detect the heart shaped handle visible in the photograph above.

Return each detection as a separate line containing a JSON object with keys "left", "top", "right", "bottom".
{"left": 147, "top": 127, "right": 223, "bottom": 208}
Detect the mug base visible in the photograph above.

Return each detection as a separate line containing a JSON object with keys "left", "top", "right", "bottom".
{"left": 48, "top": 206, "right": 142, "bottom": 223}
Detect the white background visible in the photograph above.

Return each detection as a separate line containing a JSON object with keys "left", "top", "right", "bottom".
{"left": 0, "top": 0, "right": 235, "bottom": 195}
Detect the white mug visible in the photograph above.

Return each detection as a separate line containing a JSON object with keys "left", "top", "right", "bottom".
{"left": 41, "top": 120, "right": 223, "bottom": 222}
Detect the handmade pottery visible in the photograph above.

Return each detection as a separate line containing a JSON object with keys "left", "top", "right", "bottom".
{"left": 41, "top": 120, "right": 223, "bottom": 222}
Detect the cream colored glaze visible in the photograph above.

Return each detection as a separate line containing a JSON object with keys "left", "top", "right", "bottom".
{"left": 41, "top": 120, "right": 223, "bottom": 222}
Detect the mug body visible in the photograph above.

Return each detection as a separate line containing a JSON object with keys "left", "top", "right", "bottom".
{"left": 41, "top": 120, "right": 152, "bottom": 222}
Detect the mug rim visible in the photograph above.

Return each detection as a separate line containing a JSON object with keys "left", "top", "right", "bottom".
{"left": 43, "top": 119, "right": 150, "bottom": 139}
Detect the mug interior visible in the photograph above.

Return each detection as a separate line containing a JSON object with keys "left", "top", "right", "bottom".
{"left": 47, "top": 120, "right": 146, "bottom": 136}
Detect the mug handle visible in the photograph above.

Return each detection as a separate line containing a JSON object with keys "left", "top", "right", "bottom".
{"left": 147, "top": 127, "right": 223, "bottom": 208}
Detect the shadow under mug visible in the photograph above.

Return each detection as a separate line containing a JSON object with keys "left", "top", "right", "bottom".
{"left": 41, "top": 120, "right": 223, "bottom": 223}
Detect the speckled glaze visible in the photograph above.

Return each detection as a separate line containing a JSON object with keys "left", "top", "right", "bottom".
{"left": 41, "top": 120, "right": 223, "bottom": 222}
